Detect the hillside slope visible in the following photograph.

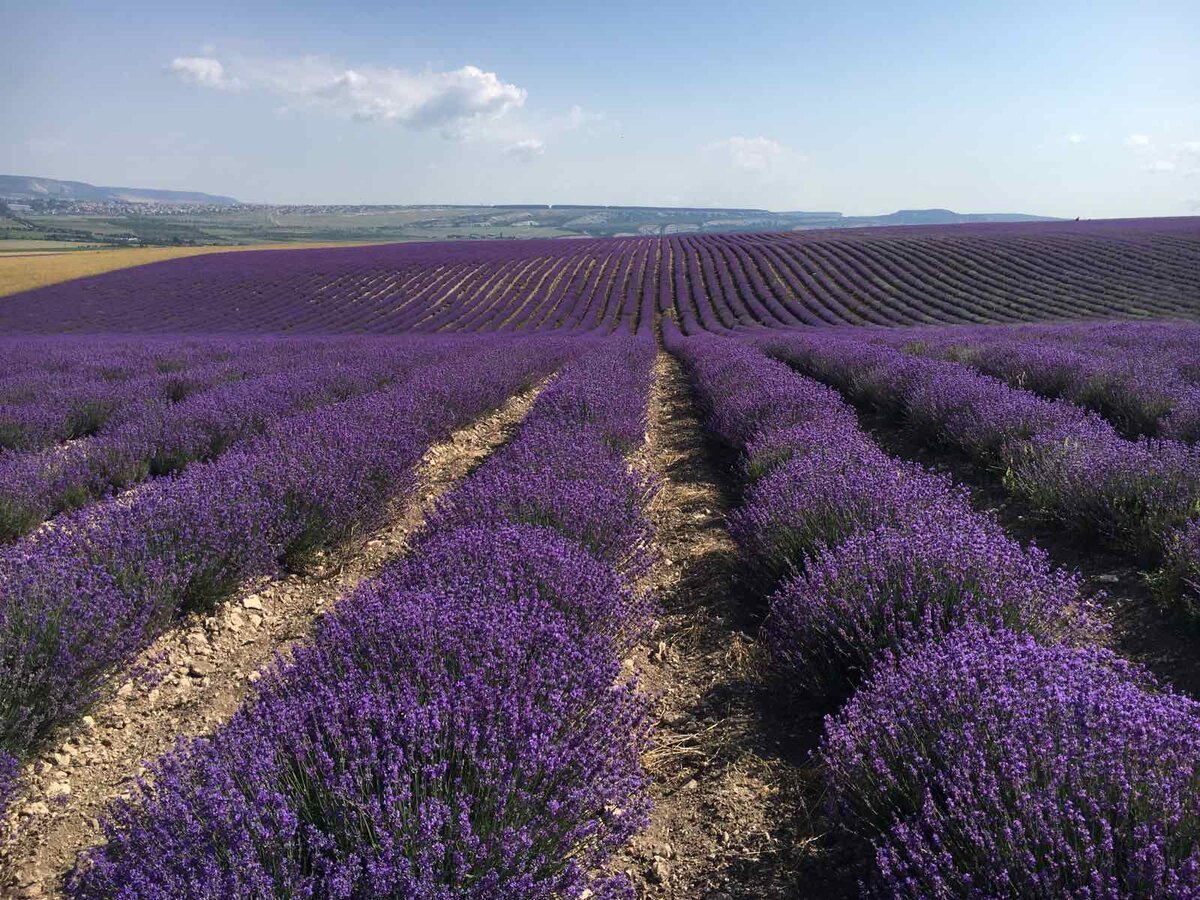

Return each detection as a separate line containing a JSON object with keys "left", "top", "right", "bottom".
{"left": 1, "top": 218, "right": 1196, "bottom": 334}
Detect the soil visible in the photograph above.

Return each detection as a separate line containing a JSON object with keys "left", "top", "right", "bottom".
{"left": 617, "top": 353, "right": 863, "bottom": 899}
{"left": 0, "top": 381, "right": 546, "bottom": 899}
{"left": 858, "top": 407, "right": 1200, "bottom": 699}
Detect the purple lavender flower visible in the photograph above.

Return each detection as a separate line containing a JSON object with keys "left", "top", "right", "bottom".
{"left": 821, "top": 626, "right": 1200, "bottom": 898}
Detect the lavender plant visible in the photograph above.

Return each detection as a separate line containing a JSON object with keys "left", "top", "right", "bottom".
{"left": 821, "top": 626, "right": 1200, "bottom": 898}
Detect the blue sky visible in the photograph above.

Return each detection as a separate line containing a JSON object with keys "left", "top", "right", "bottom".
{"left": 2, "top": 0, "right": 1198, "bottom": 217}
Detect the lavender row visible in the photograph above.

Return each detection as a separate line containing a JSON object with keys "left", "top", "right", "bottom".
{"left": 0, "top": 343, "right": 437, "bottom": 542}
{"left": 0, "top": 337, "right": 573, "bottom": 819}
{"left": 69, "top": 337, "right": 660, "bottom": 897}
{"left": 668, "top": 326, "right": 1200, "bottom": 895}
{"left": 666, "top": 323, "right": 1090, "bottom": 701}
{"left": 886, "top": 324, "right": 1200, "bottom": 440}
{"left": 3, "top": 219, "right": 1197, "bottom": 335}
{"left": 0, "top": 337, "right": 380, "bottom": 454}
{"left": 760, "top": 331, "right": 1200, "bottom": 606}
{"left": 917, "top": 319, "right": 1200, "bottom": 379}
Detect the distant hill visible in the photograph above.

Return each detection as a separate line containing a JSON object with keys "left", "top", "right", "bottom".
{"left": 842, "top": 208, "right": 1053, "bottom": 227}
{"left": 0, "top": 176, "right": 1060, "bottom": 245}
{"left": 0, "top": 175, "right": 239, "bottom": 206}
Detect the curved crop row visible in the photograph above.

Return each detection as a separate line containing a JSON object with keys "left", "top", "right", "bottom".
{"left": 0, "top": 337, "right": 574, "bottom": 817}
{"left": 667, "top": 326, "right": 1200, "bottom": 896}
{"left": 68, "top": 337, "right": 660, "bottom": 898}
{"left": 760, "top": 331, "right": 1200, "bottom": 614}
{"left": 2, "top": 219, "right": 1197, "bottom": 335}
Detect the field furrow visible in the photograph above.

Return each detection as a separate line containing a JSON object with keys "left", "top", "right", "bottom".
{"left": 0, "top": 377, "right": 548, "bottom": 897}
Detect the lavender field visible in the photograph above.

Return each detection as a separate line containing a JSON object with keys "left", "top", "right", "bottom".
{"left": 1, "top": 219, "right": 1200, "bottom": 899}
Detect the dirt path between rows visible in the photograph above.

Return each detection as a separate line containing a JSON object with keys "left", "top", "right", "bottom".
{"left": 618, "top": 352, "right": 853, "bottom": 899}
{"left": 0, "top": 382, "right": 545, "bottom": 899}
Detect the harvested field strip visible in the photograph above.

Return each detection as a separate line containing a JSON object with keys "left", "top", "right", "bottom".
{"left": 0, "top": 242, "right": 388, "bottom": 298}
{"left": 619, "top": 352, "right": 835, "bottom": 898}
{"left": 0, "top": 380, "right": 547, "bottom": 898}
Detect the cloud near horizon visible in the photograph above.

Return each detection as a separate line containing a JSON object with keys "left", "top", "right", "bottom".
{"left": 503, "top": 138, "right": 546, "bottom": 160}
{"left": 168, "top": 54, "right": 527, "bottom": 139}
{"left": 705, "top": 136, "right": 799, "bottom": 175}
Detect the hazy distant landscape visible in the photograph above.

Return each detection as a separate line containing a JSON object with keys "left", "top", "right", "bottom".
{"left": 0, "top": 174, "right": 1056, "bottom": 248}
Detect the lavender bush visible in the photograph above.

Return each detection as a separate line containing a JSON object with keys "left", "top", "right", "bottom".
{"left": 0, "top": 338, "right": 570, "bottom": 810}
{"left": 70, "top": 526, "right": 650, "bottom": 899}
{"left": 760, "top": 332, "right": 1200, "bottom": 585}
{"left": 766, "top": 510, "right": 1095, "bottom": 702}
{"left": 821, "top": 626, "right": 1200, "bottom": 898}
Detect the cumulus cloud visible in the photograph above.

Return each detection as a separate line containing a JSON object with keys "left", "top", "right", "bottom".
{"left": 1124, "top": 133, "right": 1151, "bottom": 148}
{"left": 503, "top": 138, "right": 545, "bottom": 160}
{"left": 170, "top": 56, "right": 238, "bottom": 90}
{"left": 1066, "top": 133, "right": 1084, "bottom": 145}
{"left": 1143, "top": 160, "right": 1177, "bottom": 173}
{"left": 168, "top": 54, "right": 527, "bottom": 138}
{"left": 706, "top": 136, "right": 797, "bottom": 175}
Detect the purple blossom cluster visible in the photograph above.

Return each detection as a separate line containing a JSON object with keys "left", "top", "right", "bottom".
{"left": 0, "top": 337, "right": 572, "bottom": 820}
{"left": 821, "top": 626, "right": 1200, "bottom": 898}
{"left": 69, "top": 337, "right": 659, "bottom": 898}
{"left": 759, "top": 331, "right": 1200, "bottom": 604}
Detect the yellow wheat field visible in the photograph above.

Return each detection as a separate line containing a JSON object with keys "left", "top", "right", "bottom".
{"left": 0, "top": 243, "right": 378, "bottom": 298}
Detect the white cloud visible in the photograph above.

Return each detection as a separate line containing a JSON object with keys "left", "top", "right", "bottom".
{"left": 1134, "top": 141, "right": 1200, "bottom": 177}
{"left": 168, "top": 54, "right": 527, "bottom": 138}
{"left": 1066, "top": 133, "right": 1084, "bottom": 145}
{"left": 170, "top": 57, "right": 237, "bottom": 90}
{"left": 565, "top": 105, "right": 604, "bottom": 131}
{"left": 503, "top": 138, "right": 545, "bottom": 160}
{"left": 706, "top": 136, "right": 797, "bottom": 175}
{"left": 1124, "top": 133, "right": 1151, "bottom": 148}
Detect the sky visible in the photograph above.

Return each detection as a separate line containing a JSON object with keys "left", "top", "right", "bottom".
{"left": 1, "top": 0, "right": 1198, "bottom": 217}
